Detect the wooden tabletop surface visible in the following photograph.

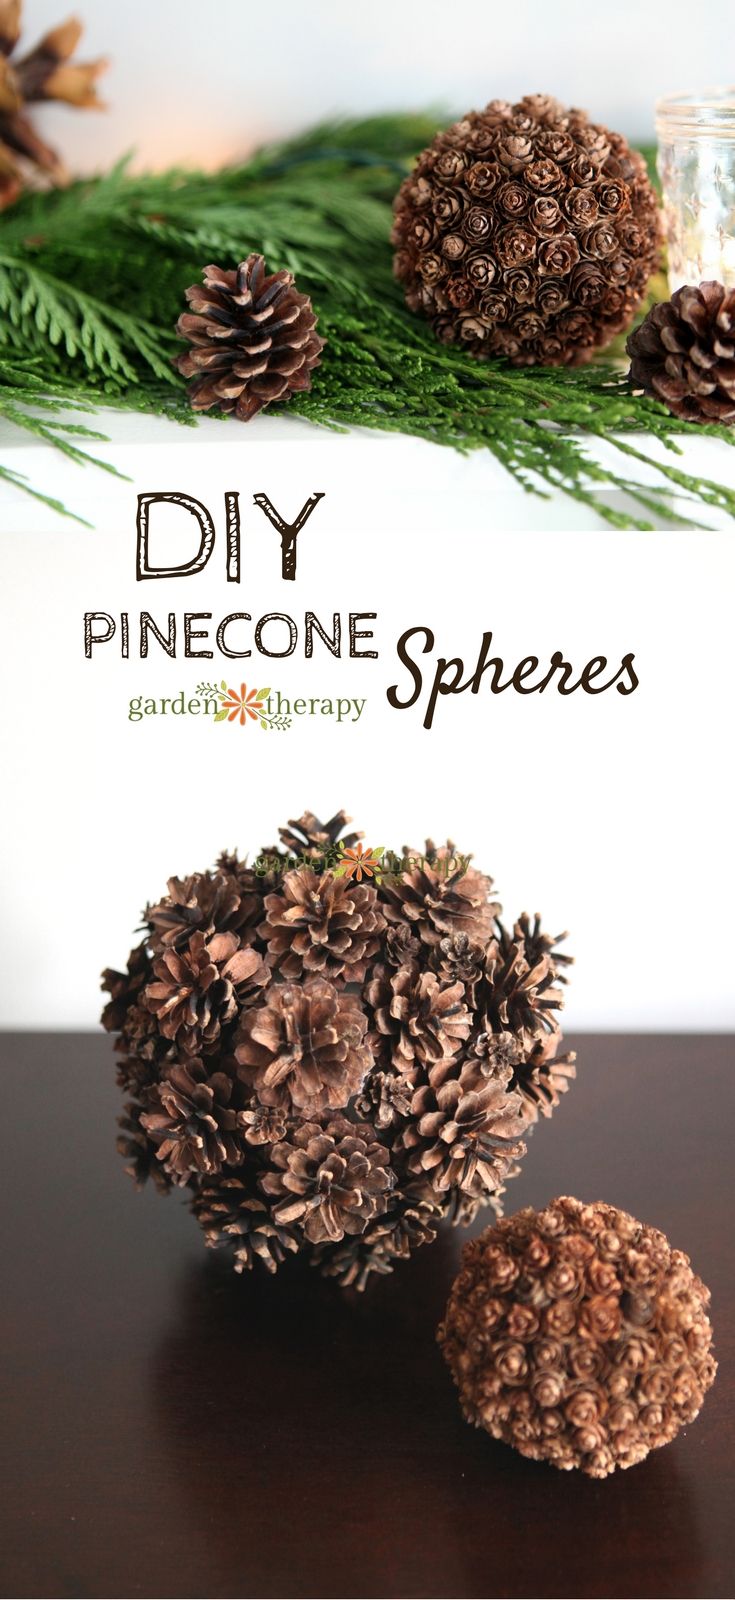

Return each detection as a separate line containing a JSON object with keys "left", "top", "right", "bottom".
{"left": 1, "top": 1032, "right": 732, "bottom": 1600}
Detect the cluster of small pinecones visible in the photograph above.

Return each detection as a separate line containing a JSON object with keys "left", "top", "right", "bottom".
{"left": 102, "top": 810, "right": 574, "bottom": 1289}
{"left": 392, "top": 94, "right": 660, "bottom": 366}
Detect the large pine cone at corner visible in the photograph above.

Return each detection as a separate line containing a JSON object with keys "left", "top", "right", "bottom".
{"left": 392, "top": 95, "right": 660, "bottom": 367}
{"left": 438, "top": 1196, "right": 716, "bottom": 1477}
{"left": 627, "top": 280, "right": 735, "bottom": 423}
{"left": 175, "top": 255, "right": 324, "bottom": 421}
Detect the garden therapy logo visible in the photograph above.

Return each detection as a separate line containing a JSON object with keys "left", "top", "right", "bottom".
{"left": 199, "top": 681, "right": 290, "bottom": 730}
{"left": 126, "top": 684, "right": 367, "bottom": 725}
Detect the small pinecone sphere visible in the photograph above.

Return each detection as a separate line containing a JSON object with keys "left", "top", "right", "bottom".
{"left": 627, "top": 281, "right": 735, "bottom": 423}
{"left": 392, "top": 96, "right": 660, "bottom": 367}
{"left": 438, "top": 1196, "right": 716, "bottom": 1477}
{"left": 175, "top": 255, "right": 324, "bottom": 421}
{"left": 101, "top": 812, "right": 576, "bottom": 1289}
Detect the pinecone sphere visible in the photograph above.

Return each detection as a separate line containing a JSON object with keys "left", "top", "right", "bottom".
{"left": 627, "top": 280, "right": 735, "bottom": 423}
{"left": 438, "top": 1196, "right": 716, "bottom": 1477}
{"left": 175, "top": 255, "right": 324, "bottom": 421}
{"left": 102, "top": 812, "right": 575, "bottom": 1290}
{"left": 392, "top": 96, "right": 660, "bottom": 367}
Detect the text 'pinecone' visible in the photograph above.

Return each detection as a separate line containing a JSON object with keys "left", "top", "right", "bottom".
{"left": 392, "top": 95, "right": 660, "bottom": 367}
{"left": 102, "top": 809, "right": 574, "bottom": 1290}
{"left": 627, "top": 280, "right": 735, "bottom": 423}
{"left": 175, "top": 255, "right": 324, "bottom": 422}
{"left": 0, "top": 4, "right": 106, "bottom": 208}
{"left": 438, "top": 1196, "right": 716, "bottom": 1476}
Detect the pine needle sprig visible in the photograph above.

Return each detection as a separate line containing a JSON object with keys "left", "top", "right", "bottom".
{"left": 1, "top": 117, "right": 734, "bottom": 528}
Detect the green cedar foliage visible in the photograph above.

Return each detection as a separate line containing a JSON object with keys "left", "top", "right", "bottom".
{"left": 1, "top": 117, "right": 734, "bottom": 528}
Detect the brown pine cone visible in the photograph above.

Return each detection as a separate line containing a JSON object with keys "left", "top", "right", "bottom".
{"left": 382, "top": 923, "right": 423, "bottom": 969}
{"left": 315, "top": 1183, "right": 442, "bottom": 1290}
{"left": 103, "top": 944, "right": 173, "bottom": 1090}
{"left": 192, "top": 1177, "right": 299, "bottom": 1274}
{"left": 144, "top": 931, "right": 269, "bottom": 1056}
{"left": 0, "top": 7, "right": 107, "bottom": 205}
{"left": 627, "top": 281, "right": 735, "bottom": 423}
{"left": 238, "top": 1103, "right": 288, "bottom": 1147}
{"left": 438, "top": 1196, "right": 717, "bottom": 1477}
{"left": 101, "top": 941, "right": 151, "bottom": 1034}
{"left": 117, "top": 1098, "right": 173, "bottom": 1195}
{"left": 392, "top": 96, "right": 659, "bottom": 365}
{"left": 430, "top": 931, "right": 486, "bottom": 996}
{"left": 260, "top": 868, "right": 383, "bottom": 983}
{"left": 380, "top": 849, "right": 497, "bottom": 948}
{"left": 267, "top": 809, "right": 363, "bottom": 864}
{"left": 175, "top": 255, "right": 324, "bottom": 421}
{"left": 354, "top": 1066, "right": 416, "bottom": 1132}
{"left": 260, "top": 1117, "right": 393, "bottom": 1245}
{"left": 140, "top": 1061, "right": 244, "bottom": 1183}
{"left": 235, "top": 976, "right": 371, "bottom": 1115}
{"left": 480, "top": 919, "right": 566, "bottom": 1042}
{"left": 512, "top": 1032, "right": 577, "bottom": 1122}
{"left": 400, "top": 1054, "right": 526, "bottom": 1195}
{"left": 145, "top": 869, "right": 262, "bottom": 953}
{"left": 365, "top": 962, "right": 471, "bottom": 1069}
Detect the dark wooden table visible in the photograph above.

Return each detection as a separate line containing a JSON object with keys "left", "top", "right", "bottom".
{"left": 1, "top": 1034, "right": 732, "bottom": 1600}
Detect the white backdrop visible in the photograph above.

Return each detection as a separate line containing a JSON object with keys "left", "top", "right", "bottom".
{"left": 1, "top": 416, "right": 734, "bottom": 1032}
{"left": 17, "top": 0, "right": 734, "bottom": 172}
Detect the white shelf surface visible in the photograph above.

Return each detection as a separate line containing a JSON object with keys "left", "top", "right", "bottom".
{"left": 1, "top": 406, "right": 734, "bottom": 533}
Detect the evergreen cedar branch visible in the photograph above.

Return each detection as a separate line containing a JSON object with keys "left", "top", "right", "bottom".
{"left": 1, "top": 114, "right": 735, "bottom": 527}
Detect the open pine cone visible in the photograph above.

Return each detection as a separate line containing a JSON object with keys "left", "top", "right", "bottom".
{"left": 0, "top": 4, "right": 106, "bottom": 207}
{"left": 175, "top": 255, "right": 324, "bottom": 421}
{"left": 438, "top": 1196, "right": 716, "bottom": 1476}
{"left": 392, "top": 95, "right": 660, "bottom": 366}
{"left": 102, "top": 809, "right": 575, "bottom": 1290}
{"left": 627, "top": 280, "right": 735, "bottom": 423}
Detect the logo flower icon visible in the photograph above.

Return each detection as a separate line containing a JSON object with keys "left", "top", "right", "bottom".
{"left": 218, "top": 683, "right": 267, "bottom": 726}
{"left": 336, "top": 843, "right": 384, "bottom": 883}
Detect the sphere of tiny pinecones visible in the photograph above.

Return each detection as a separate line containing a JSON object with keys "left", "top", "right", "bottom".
{"left": 627, "top": 280, "right": 735, "bottom": 423}
{"left": 392, "top": 95, "right": 660, "bottom": 367}
{"left": 101, "top": 809, "right": 575, "bottom": 1290}
{"left": 175, "top": 255, "right": 324, "bottom": 421}
{"left": 438, "top": 1196, "right": 716, "bottom": 1477}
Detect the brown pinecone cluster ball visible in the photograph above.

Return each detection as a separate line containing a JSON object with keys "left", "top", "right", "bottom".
{"left": 438, "top": 1196, "right": 716, "bottom": 1477}
{"left": 627, "top": 280, "right": 735, "bottom": 423}
{"left": 102, "top": 809, "right": 575, "bottom": 1290}
{"left": 0, "top": 5, "right": 107, "bottom": 208}
{"left": 174, "top": 254, "right": 324, "bottom": 421}
{"left": 392, "top": 95, "right": 660, "bottom": 367}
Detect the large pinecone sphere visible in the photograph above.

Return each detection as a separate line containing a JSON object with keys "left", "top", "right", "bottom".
{"left": 392, "top": 96, "right": 660, "bottom": 367}
{"left": 438, "top": 1196, "right": 716, "bottom": 1476}
{"left": 627, "top": 280, "right": 735, "bottom": 423}
{"left": 102, "top": 809, "right": 574, "bottom": 1290}
{"left": 175, "top": 255, "right": 324, "bottom": 421}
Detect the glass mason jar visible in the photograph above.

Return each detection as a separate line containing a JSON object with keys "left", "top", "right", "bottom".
{"left": 656, "top": 89, "right": 735, "bottom": 292}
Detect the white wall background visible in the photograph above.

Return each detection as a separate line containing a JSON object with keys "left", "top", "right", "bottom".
{"left": 17, "top": 0, "right": 734, "bottom": 173}
{"left": 1, "top": 416, "right": 734, "bottom": 1032}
